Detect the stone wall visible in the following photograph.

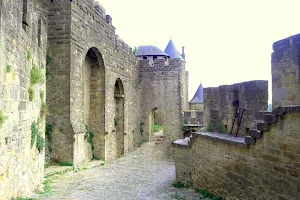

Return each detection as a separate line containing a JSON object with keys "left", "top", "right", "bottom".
{"left": 203, "top": 80, "right": 268, "bottom": 135}
{"left": 46, "top": 0, "right": 139, "bottom": 166}
{"left": 0, "top": 0, "right": 48, "bottom": 199}
{"left": 173, "top": 110, "right": 300, "bottom": 200}
{"left": 272, "top": 34, "right": 300, "bottom": 107}
{"left": 139, "top": 58, "right": 187, "bottom": 146}
{"left": 183, "top": 110, "right": 203, "bottom": 125}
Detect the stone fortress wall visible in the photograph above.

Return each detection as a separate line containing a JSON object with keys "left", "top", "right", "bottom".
{"left": 0, "top": 0, "right": 48, "bottom": 199}
{"left": 46, "top": 0, "right": 140, "bottom": 167}
{"left": 204, "top": 80, "right": 268, "bottom": 135}
{"left": 173, "top": 34, "right": 300, "bottom": 200}
{"left": 138, "top": 57, "right": 188, "bottom": 144}
{"left": 0, "top": 0, "right": 188, "bottom": 199}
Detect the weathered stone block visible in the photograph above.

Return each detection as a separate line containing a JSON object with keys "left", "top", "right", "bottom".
{"left": 245, "top": 136, "right": 256, "bottom": 145}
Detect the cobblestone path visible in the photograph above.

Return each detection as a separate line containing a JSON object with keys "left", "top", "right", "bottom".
{"left": 40, "top": 139, "right": 201, "bottom": 200}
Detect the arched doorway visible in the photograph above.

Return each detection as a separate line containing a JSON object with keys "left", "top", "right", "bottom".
{"left": 148, "top": 108, "right": 164, "bottom": 139}
{"left": 114, "top": 78, "right": 125, "bottom": 158}
{"left": 83, "top": 47, "right": 105, "bottom": 160}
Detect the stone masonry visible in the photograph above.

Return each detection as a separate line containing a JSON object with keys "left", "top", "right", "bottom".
{"left": 203, "top": 80, "right": 268, "bottom": 135}
{"left": 138, "top": 57, "right": 188, "bottom": 147}
{"left": 0, "top": 0, "right": 48, "bottom": 199}
{"left": 0, "top": 0, "right": 188, "bottom": 199}
{"left": 46, "top": 0, "right": 139, "bottom": 166}
{"left": 173, "top": 34, "right": 300, "bottom": 200}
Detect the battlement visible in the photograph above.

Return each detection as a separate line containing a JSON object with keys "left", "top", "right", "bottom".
{"left": 272, "top": 33, "right": 300, "bottom": 51}
{"left": 139, "top": 57, "right": 184, "bottom": 72}
{"left": 70, "top": 0, "right": 134, "bottom": 57}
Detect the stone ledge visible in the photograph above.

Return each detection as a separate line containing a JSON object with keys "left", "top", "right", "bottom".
{"left": 194, "top": 132, "right": 248, "bottom": 148}
{"left": 173, "top": 132, "right": 248, "bottom": 148}
{"left": 273, "top": 105, "right": 300, "bottom": 116}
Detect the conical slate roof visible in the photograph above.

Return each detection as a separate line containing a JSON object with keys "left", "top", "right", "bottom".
{"left": 190, "top": 83, "right": 203, "bottom": 103}
{"left": 164, "top": 40, "right": 184, "bottom": 60}
{"left": 136, "top": 45, "right": 169, "bottom": 57}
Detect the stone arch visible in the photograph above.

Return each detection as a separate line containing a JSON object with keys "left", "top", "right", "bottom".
{"left": 114, "top": 78, "right": 125, "bottom": 158}
{"left": 83, "top": 47, "right": 105, "bottom": 160}
{"left": 148, "top": 107, "right": 164, "bottom": 139}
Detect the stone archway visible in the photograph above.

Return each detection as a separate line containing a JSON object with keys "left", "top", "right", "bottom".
{"left": 83, "top": 47, "right": 105, "bottom": 160}
{"left": 114, "top": 78, "right": 125, "bottom": 158}
{"left": 148, "top": 108, "right": 164, "bottom": 139}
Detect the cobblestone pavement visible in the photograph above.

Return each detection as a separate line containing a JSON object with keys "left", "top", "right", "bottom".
{"left": 40, "top": 139, "right": 201, "bottom": 200}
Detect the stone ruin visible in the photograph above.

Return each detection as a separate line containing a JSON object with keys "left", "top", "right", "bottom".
{"left": 0, "top": 0, "right": 188, "bottom": 199}
{"left": 173, "top": 34, "right": 300, "bottom": 199}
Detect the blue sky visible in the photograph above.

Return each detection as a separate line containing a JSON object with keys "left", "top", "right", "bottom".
{"left": 97, "top": 0, "right": 300, "bottom": 101}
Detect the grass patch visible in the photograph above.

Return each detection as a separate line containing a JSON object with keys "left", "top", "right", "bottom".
{"left": 40, "top": 102, "right": 48, "bottom": 118}
{"left": 172, "top": 181, "right": 189, "bottom": 189}
{"left": 0, "top": 111, "right": 7, "bottom": 128}
{"left": 40, "top": 90, "right": 44, "bottom": 101}
{"left": 28, "top": 85, "right": 34, "bottom": 101}
{"left": 195, "top": 188, "right": 226, "bottom": 200}
{"left": 170, "top": 194, "right": 185, "bottom": 200}
{"left": 138, "top": 139, "right": 146, "bottom": 147}
{"left": 6, "top": 64, "right": 12, "bottom": 73}
{"left": 31, "top": 120, "right": 45, "bottom": 152}
{"left": 27, "top": 50, "right": 32, "bottom": 61}
{"left": 58, "top": 162, "right": 73, "bottom": 166}
{"left": 45, "top": 123, "right": 53, "bottom": 140}
{"left": 152, "top": 123, "right": 163, "bottom": 133}
{"left": 12, "top": 198, "right": 35, "bottom": 200}
{"left": 30, "top": 65, "right": 44, "bottom": 85}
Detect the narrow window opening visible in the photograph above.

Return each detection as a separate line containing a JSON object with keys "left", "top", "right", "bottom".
{"left": 143, "top": 56, "right": 147, "bottom": 60}
{"left": 38, "top": 19, "right": 42, "bottom": 47}
{"left": 22, "top": 0, "right": 28, "bottom": 31}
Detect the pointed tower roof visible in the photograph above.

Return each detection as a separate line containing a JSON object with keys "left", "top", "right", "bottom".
{"left": 164, "top": 40, "right": 185, "bottom": 61}
{"left": 189, "top": 83, "right": 204, "bottom": 103}
{"left": 136, "top": 45, "right": 169, "bottom": 57}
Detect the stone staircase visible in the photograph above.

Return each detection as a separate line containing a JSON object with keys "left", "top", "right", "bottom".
{"left": 245, "top": 106, "right": 300, "bottom": 145}
{"left": 149, "top": 134, "right": 166, "bottom": 145}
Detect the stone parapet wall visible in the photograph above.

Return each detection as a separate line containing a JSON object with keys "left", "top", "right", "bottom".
{"left": 173, "top": 110, "right": 300, "bottom": 200}
{"left": 183, "top": 111, "right": 203, "bottom": 125}
{"left": 0, "top": 0, "right": 49, "bottom": 199}
{"left": 272, "top": 34, "right": 300, "bottom": 107}
{"left": 203, "top": 80, "right": 268, "bottom": 135}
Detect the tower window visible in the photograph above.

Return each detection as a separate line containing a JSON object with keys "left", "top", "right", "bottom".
{"left": 38, "top": 19, "right": 42, "bottom": 47}
{"left": 143, "top": 56, "right": 147, "bottom": 60}
{"left": 22, "top": 0, "right": 28, "bottom": 31}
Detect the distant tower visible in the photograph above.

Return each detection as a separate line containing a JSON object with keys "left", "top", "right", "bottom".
{"left": 189, "top": 83, "right": 204, "bottom": 111}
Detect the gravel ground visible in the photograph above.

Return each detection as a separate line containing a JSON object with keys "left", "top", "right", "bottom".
{"left": 40, "top": 139, "right": 201, "bottom": 200}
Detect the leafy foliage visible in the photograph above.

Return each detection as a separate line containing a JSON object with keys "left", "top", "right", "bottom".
{"left": 30, "top": 65, "right": 44, "bottom": 85}
{"left": 40, "top": 102, "right": 48, "bottom": 118}
{"left": 172, "top": 181, "right": 189, "bottom": 189}
{"left": 0, "top": 111, "right": 7, "bottom": 128}
{"left": 217, "top": 123, "right": 227, "bottom": 133}
{"left": 28, "top": 85, "right": 34, "bottom": 101}
{"left": 133, "top": 46, "right": 138, "bottom": 56}
{"left": 152, "top": 123, "right": 163, "bottom": 133}
{"left": 205, "top": 122, "right": 214, "bottom": 132}
{"left": 31, "top": 120, "right": 45, "bottom": 152}
{"left": 40, "top": 90, "right": 45, "bottom": 101}
{"left": 6, "top": 64, "right": 12, "bottom": 73}
{"left": 45, "top": 123, "right": 53, "bottom": 140}
{"left": 59, "top": 162, "right": 73, "bottom": 166}
{"left": 195, "top": 188, "right": 226, "bottom": 200}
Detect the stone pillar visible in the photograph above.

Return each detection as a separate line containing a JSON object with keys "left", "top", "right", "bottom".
{"left": 272, "top": 34, "right": 300, "bottom": 107}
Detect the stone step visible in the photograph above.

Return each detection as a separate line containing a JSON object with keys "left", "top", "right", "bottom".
{"left": 249, "top": 129, "right": 263, "bottom": 139}
{"left": 245, "top": 136, "right": 256, "bottom": 145}
{"left": 264, "top": 113, "right": 278, "bottom": 124}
